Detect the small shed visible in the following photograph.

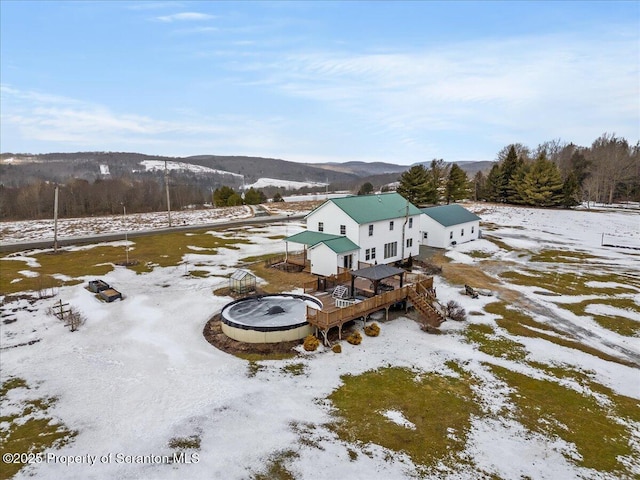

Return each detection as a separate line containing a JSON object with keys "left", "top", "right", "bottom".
{"left": 229, "top": 269, "right": 256, "bottom": 294}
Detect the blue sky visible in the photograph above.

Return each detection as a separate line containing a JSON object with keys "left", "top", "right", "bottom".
{"left": 1, "top": 1, "right": 638, "bottom": 165}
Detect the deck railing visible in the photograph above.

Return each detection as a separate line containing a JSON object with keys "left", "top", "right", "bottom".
{"left": 307, "top": 287, "right": 408, "bottom": 329}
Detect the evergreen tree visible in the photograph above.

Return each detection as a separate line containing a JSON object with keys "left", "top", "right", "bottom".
{"left": 508, "top": 162, "right": 530, "bottom": 204}
{"left": 227, "top": 193, "right": 244, "bottom": 206}
{"left": 517, "top": 154, "right": 564, "bottom": 207}
{"left": 561, "top": 172, "right": 580, "bottom": 207}
{"left": 272, "top": 192, "right": 285, "bottom": 202}
{"left": 500, "top": 145, "right": 523, "bottom": 202}
{"left": 472, "top": 171, "right": 486, "bottom": 201}
{"left": 357, "top": 182, "right": 374, "bottom": 195}
{"left": 213, "top": 186, "right": 236, "bottom": 207}
{"left": 396, "top": 165, "right": 431, "bottom": 205}
{"left": 243, "top": 187, "right": 264, "bottom": 205}
{"left": 485, "top": 164, "right": 503, "bottom": 202}
{"left": 427, "top": 159, "right": 450, "bottom": 204}
{"left": 445, "top": 164, "right": 469, "bottom": 204}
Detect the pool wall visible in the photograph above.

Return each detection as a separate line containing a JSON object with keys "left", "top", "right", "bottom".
{"left": 220, "top": 293, "right": 322, "bottom": 344}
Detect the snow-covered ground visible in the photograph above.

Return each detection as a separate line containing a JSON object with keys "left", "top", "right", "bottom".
{"left": 1, "top": 204, "right": 639, "bottom": 479}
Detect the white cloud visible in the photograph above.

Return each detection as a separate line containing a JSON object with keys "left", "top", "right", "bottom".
{"left": 155, "top": 12, "right": 216, "bottom": 22}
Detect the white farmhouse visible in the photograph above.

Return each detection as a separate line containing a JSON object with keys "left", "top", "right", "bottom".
{"left": 285, "top": 193, "right": 423, "bottom": 276}
{"left": 420, "top": 204, "right": 481, "bottom": 248}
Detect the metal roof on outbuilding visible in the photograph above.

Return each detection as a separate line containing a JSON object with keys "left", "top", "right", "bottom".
{"left": 284, "top": 230, "right": 343, "bottom": 246}
{"left": 421, "top": 204, "right": 481, "bottom": 227}
{"left": 315, "top": 236, "right": 360, "bottom": 254}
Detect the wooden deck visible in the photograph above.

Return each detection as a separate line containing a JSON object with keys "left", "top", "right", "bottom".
{"left": 306, "top": 277, "right": 440, "bottom": 345}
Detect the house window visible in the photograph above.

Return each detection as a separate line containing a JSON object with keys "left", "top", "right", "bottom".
{"left": 389, "top": 221, "right": 394, "bottom": 231}
{"left": 408, "top": 218, "right": 413, "bottom": 228}
{"left": 318, "top": 222, "right": 324, "bottom": 232}
{"left": 365, "top": 249, "right": 371, "bottom": 261}
{"left": 449, "top": 231, "right": 453, "bottom": 239}
{"left": 371, "top": 247, "right": 376, "bottom": 259}
{"left": 461, "top": 228, "right": 464, "bottom": 236}
{"left": 406, "top": 238, "right": 413, "bottom": 248}
{"left": 369, "top": 224, "right": 374, "bottom": 236}
{"left": 471, "top": 226, "right": 475, "bottom": 234}
{"left": 340, "top": 225, "right": 346, "bottom": 235}
{"left": 384, "top": 242, "right": 397, "bottom": 259}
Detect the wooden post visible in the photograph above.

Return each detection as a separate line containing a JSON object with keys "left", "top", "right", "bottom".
{"left": 53, "top": 185, "right": 59, "bottom": 252}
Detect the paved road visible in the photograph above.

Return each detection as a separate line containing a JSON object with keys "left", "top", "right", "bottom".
{"left": 0, "top": 213, "right": 306, "bottom": 253}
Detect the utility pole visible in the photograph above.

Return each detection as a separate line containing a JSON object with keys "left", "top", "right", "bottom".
{"left": 53, "top": 185, "right": 59, "bottom": 252}
{"left": 164, "top": 160, "right": 172, "bottom": 227}
{"left": 123, "top": 204, "right": 129, "bottom": 265}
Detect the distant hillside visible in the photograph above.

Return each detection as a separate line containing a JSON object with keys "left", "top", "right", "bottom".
{"left": 310, "top": 161, "right": 407, "bottom": 177}
{"left": 0, "top": 151, "right": 493, "bottom": 192}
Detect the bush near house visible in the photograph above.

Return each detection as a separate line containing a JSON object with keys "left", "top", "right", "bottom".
{"left": 303, "top": 335, "right": 320, "bottom": 352}
{"left": 346, "top": 331, "right": 362, "bottom": 345}
{"left": 364, "top": 323, "right": 380, "bottom": 337}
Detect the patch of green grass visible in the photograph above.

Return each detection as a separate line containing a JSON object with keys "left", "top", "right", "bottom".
{"left": 529, "top": 249, "right": 602, "bottom": 263}
{"left": 466, "top": 251, "right": 493, "bottom": 259}
{"left": 1, "top": 248, "right": 117, "bottom": 295}
{"left": 127, "top": 231, "right": 251, "bottom": 274}
{"left": 252, "top": 449, "right": 298, "bottom": 480}
{"left": 267, "top": 235, "right": 287, "bottom": 240}
{"left": 482, "top": 235, "right": 515, "bottom": 251}
{"left": 463, "top": 323, "right": 528, "bottom": 362}
{"left": 0, "top": 230, "right": 253, "bottom": 294}
{"left": 0, "top": 377, "right": 77, "bottom": 480}
{"left": 486, "top": 302, "right": 636, "bottom": 368}
{"left": 490, "top": 364, "right": 639, "bottom": 475}
{"left": 168, "top": 435, "right": 201, "bottom": 450}
{"left": 281, "top": 362, "right": 306, "bottom": 376}
{"left": 187, "top": 270, "right": 211, "bottom": 278}
{"left": 241, "top": 253, "right": 284, "bottom": 263}
{"left": 246, "top": 361, "right": 265, "bottom": 378}
{"left": 557, "top": 298, "right": 640, "bottom": 337}
{"left": 327, "top": 365, "right": 480, "bottom": 469}
{"left": 236, "top": 352, "right": 297, "bottom": 362}
{"left": 500, "top": 270, "right": 638, "bottom": 296}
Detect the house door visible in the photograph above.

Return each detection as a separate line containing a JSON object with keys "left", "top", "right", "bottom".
{"left": 343, "top": 254, "right": 353, "bottom": 270}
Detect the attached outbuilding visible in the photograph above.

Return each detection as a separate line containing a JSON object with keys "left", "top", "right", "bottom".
{"left": 420, "top": 204, "right": 481, "bottom": 248}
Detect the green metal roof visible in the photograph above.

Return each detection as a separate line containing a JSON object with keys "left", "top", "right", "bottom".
{"left": 421, "top": 204, "right": 481, "bottom": 227}
{"left": 318, "top": 236, "right": 360, "bottom": 254}
{"left": 285, "top": 230, "right": 359, "bottom": 254}
{"left": 311, "top": 192, "right": 422, "bottom": 224}
{"left": 285, "top": 230, "right": 342, "bottom": 246}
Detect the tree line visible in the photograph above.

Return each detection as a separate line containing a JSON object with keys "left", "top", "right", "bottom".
{"left": 0, "top": 176, "right": 283, "bottom": 220}
{"left": 396, "top": 133, "right": 638, "bottom": 208}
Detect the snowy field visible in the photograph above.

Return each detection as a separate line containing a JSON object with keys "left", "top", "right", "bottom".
{"left": 1, "top": 204, "right": 639, "bottom": 480}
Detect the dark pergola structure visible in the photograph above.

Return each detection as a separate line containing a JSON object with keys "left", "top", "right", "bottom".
{"left": 349, "top": 264, "right": 405, "bottom": 297}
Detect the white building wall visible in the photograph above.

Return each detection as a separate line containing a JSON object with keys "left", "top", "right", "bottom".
{"left": 420, "top": 216, "right": 480, "bottom": 248}
{"left": 307, "top": 204, "right": 359, "bottom": 244}
{"left": 308, "top": 244, "right": 339, "bottom": 277}
{"left": 355, "top": 215, "right": 421, "bottom": 265}
{"left": 306, "top": 203, "right": 421, "bottom": 269}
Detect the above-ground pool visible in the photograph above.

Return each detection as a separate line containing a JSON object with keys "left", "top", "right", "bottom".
{"left": 220, "top": 293, "right": 322, "bottom": 343}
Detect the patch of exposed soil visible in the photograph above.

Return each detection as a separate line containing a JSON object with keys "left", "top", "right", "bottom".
{"left": 203, "top": 314, "right": 302, "bottom": 357}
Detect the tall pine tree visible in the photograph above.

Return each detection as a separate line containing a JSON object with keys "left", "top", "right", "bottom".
{"left": 396, "top": 165, "right": 431, "bottom": 206}
{"left": 517, "top": 154, "right": 564, "bottom": 207}
{"left": 445, "top": 164, "right": 469, "bottom": 204}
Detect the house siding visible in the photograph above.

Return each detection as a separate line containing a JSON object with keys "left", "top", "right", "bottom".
{"left": 420, "top": 216, "right": 480, "bottom": 248}
{"left": 307, "top": 204, "right": 420, "bottom": 266}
